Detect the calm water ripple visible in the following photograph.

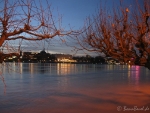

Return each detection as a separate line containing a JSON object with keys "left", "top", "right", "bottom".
{"left": 0, "top": 63, "right": 150, "bottom": 113}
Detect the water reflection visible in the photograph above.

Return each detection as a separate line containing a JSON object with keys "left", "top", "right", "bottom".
{"left": 0, "top": 64, "right": 150, "bottom": 113}
{"left": 57, "top": 63, "right": 76, "bottom": 75}
{"left": 128, "top": 66, "right": 140, "bottom": 86}
{"left": 29, "top": 63, "right": 34, "bottom": 75}
{"left": 18, "top": 63, "right": 100, "bottom": 76}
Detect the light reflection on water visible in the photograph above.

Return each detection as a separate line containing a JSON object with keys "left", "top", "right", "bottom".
{"left": 0, "top": 63, "right": 150, "bottom": 113}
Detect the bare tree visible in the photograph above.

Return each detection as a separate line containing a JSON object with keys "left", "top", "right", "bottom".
{"left": 0, "top": 0, "right": 71, "bottom": 63}
{"left": 75, "top": 0, "right": 150, "bottom": 69}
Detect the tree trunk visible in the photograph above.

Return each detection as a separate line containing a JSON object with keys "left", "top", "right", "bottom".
{"left": 0, "top": 35, "right": 6, "bottom": 47}
{"left": 145, "top": 56, "right": 150, "bottom": 70}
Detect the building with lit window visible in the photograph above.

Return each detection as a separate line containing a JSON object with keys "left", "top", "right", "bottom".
{"left": 54, "top": 54, "right": 76, "bottom": 63}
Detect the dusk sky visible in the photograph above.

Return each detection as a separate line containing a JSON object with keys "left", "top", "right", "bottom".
{"left": 47, "top": 0, "right": 136, "bottom": 30}
{"left": 42, "top": 0, "right": 103, "bottom": 56}
{"left": 5, "top": 0, "right": 140, "bottom": 56}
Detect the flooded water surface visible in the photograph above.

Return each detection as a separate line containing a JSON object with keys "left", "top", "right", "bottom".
{"left": 0, "top": 63, "right": 150, "bottom": 113}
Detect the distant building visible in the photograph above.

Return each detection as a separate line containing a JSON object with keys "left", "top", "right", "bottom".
{"left": 21, "top": 52, "right": 38, "bottom": 62}
{"left": 54, "top": 54, "right": 76, "bottom": 63}
{"left": 105, "top": 57, "right": 120, "bottom": 65}
{"left": 35, "top": 49, "right": 56, "bottom": 63}
{"left": 3, "top": 49, "right": 106, "bottom": 64}
{"left": 73, "top": 56, "right": 105, "bottom": 64}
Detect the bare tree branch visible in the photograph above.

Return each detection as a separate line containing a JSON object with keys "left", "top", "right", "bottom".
{"left": 76, "top": 0, "right": 150, "bottom": 69}
{"left": 0, "top": 0, "right": 72, "bottom": 63}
